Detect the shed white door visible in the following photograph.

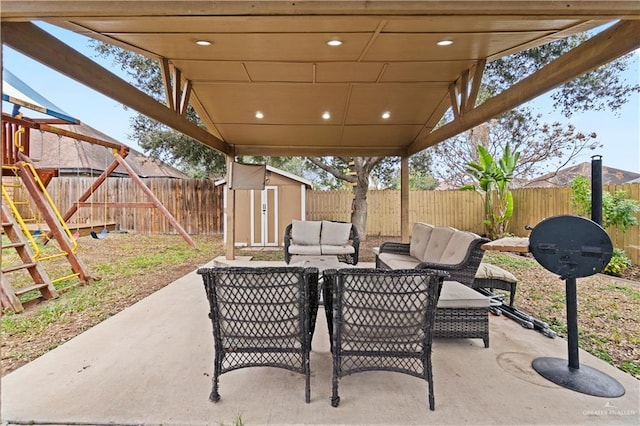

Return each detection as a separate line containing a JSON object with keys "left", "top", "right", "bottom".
{"left": 251, "top": 186, "right": 278, "bottom": 246}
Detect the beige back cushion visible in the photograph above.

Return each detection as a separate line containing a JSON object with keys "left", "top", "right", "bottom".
{"left": 410, "top": 223, "right": 434, "bottom": 259}
{"left": 320, "top": 220, "right": 352, "bottom": 246}
{"left": 439, "top": 231, "right": 478, "bottom": 265}
{"left": 422, "top": 226, "right": 456, "bottom": 263}
{"left": 291, "top": 220, "right": 321, "bottom": 245}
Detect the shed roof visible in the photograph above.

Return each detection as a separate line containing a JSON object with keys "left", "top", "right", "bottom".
{"left": 215, "top": 165, "right": 311, "bottom": 188}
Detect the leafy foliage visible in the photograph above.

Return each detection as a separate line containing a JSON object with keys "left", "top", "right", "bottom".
{"left": 482, "top": 33, "right": 639, "bottom": 117}
{"left": 570, "top": 175, "right": 639, "bottom": 275}
{"left": 461, "top": 144, "right": 520, "bottom": 238}
{"left": 604, "top": 248, "right": 633, "bottom": 277}
{"left": 570, "top": 175, "right": 640, "bottom": 232}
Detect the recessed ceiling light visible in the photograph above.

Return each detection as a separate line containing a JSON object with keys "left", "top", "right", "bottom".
{"left": 437, "top": 40, "right": 454, "bottom": 46}
{"left": 195, "top": 40, "right": 212, "bottom": 46}
{"left": 322, "top": 112, "right": 331, "bottom": 120}
{"left": 381, "top": 111, "right": 391, "bottom": 119}
{"left": 255, "top": 111, "right": 264, "bottom": 119}
{"left": 327, "top": 39, "right": 343, "bottom": 47}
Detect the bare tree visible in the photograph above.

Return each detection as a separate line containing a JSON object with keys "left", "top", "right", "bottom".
{"left": 307, "top": 157, "right": 385, "bottom": 239}
{"left": 432, "top": 108, "right": 601, "bottom": 188}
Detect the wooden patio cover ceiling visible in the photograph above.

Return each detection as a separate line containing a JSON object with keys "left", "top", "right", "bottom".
{"left": 2, "top": 1, "right": 640, "bottom": 158}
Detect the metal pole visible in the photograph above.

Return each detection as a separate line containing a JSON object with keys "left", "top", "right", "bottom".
{"left": 565, "top": 277, "right": 580, "bottom": 370}
{"left": 591, "top": 155, "right": 602, "bottom": 226}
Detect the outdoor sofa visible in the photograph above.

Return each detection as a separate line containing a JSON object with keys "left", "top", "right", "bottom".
{"left": 284, "top": 219, "right": 360, "bottom": 265}
{"left": 376, "top": 223, "right": 491, "bottom": 347}
{"left": 376, "top": 222, "right": 489, "bottom": 287}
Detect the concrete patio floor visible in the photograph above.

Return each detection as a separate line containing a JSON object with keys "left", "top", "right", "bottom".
{"left": 1, "top": 259, "right": 638, "bottom": 425}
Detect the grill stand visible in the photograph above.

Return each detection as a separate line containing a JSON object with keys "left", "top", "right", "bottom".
{"left": 529, "top": 214, "right": 625, "bottom": 398}
{"left": 531, "top": 277, "right": 624, "bottom": 397}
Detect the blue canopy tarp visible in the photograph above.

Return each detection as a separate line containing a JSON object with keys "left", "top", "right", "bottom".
{"left": 2, "top": 68, "right": 79, "bottom": 124}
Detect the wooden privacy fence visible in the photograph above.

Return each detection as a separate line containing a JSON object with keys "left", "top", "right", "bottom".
{"left": 46, "top": 177, "right": 224, "bottom": 235}
{"left": 307, "top": 184, "right": 640, "bottom": 264}
{"left": 39, "top": 178, "right": 639, "bottom": 263}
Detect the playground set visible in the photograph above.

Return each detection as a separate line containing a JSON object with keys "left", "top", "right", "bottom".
{"left": 1, "top": 99, "right": 194, "bottom": 313}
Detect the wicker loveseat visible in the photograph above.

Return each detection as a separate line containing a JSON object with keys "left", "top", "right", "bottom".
{"left": 376, "top": 223, "right": 489, "bottom": 287}
{"left": 284, "top": 220, "right": 360, "bottom": 265}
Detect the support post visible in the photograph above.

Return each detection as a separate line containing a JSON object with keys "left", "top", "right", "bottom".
{"left": 400, "top": 156, "right": 409, "bottom": 243}
{"left": 591, "top": 155, "right": 603, "bottom": 226}
{"left": 225, "top": 156, "right": 236, "bottom": 260}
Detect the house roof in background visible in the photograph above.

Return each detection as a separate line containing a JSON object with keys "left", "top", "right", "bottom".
{"left": 28, "top": 122, "right": 188, "bottom": 179}
{"left": 526, "top": 162, "right": 640, "bottom": 187}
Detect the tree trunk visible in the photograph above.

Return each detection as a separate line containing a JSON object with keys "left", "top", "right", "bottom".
{"left": 350, "top": 181, "right": 369, "bottom": 240}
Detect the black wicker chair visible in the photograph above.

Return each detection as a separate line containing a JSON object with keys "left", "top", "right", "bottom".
{"left": 324, "top": 268, "right": 444, "bottom": 410}
{"left": 197, "top": 266, "right": 319, "bottom": 403}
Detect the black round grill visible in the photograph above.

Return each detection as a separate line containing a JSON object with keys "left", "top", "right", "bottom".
{"left": 529, "top": 215, "right": 613, "bottom": 279}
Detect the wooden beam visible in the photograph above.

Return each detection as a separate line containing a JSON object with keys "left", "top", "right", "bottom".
{"left": 459, "top": 69, "right": 469, "bottom": 114}
{"left": 60, "top": 152, "right": 125, "bottom": 224}
{"left": 38, "top": 123, "right": 123, "bottom": 151}
{"left": 179, "top": 79, "right": 193, "bottom": 116}
{"left": 1, "top": 22, "right": 231, "bottom": 155}
{"left": 2, "top": 1, "right": 639, "bottom": 18}
{"left": 160, "top": 58, "right": 174, "bottom": 111}
{"left": 234, "top": 145, "right": 405, "bottom": 157}
{"left": 2, "top": 113, "right": 123, "bottom": 150}
{"left": 408, "top": 19, "right": 640, "bottom": 155}
{"left": 448, "top": 83, "right": 460, "bottom": 119}
{"left": 400, "top": 156, "right": 409, "bottom": 243}
{"left": 75, "top": 202, "right": 156, "bottom": 209}
{"left": 465, "top": 59, "right": 486, "bottom": 113}
{"left": 113, "top": 153, "right": 197, "bottom": 248}
{"left": 172, "top": 67, "right": 181, "bottom": 113}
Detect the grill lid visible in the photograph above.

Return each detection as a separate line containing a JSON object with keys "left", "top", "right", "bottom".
{"left": 529, "top": 215, "right": 613, "bottom": 279}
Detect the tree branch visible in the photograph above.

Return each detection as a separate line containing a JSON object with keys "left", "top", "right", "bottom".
{"left": 307, "top": 157, "right": 356, "bottom": 183}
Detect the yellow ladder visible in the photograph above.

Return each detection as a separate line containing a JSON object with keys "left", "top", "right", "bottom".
{"left": 1, "top": 204, "right": 59, "bottom": 312}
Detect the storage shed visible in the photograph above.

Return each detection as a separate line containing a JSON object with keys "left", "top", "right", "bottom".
{"left": 217, "top": 166, "right": 311, "bottom": 247}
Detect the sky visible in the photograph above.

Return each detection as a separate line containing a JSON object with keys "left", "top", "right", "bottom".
{"left": 2, "top": 22, "right": 639, "bottom": 174}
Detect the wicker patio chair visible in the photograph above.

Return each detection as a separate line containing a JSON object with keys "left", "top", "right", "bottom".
{"left": 197, "top": 266, "right": 319, "bottom": 403}
{"left": 324, "top": 268, "right": 444, "bottom": 410}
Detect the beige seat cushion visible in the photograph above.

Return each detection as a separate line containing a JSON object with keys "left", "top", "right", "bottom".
{"left": 475, "top": 263, "right": 518, "bottom": 283}
{"left": 409, "top": 222, "right": 434, "bottom": 260}
{"left": 321, "top": 244, "right": 355, "bottom": 255}
{"left": 288, "top": 244, "right": 322, "bottom": 256}
{"left": 437, "top": 281, "right": 490, "bottom": 309}
{"left": 291, "top": 220, "right": 321, "bottom": 245}
{"left": 422, "top": 226, "right": 456, "bottom": 263}
{"left": 438, "top": 231, "right": 478, "bottom": 265}
{"left": 377, "top": 252, "right": 421, "bottom": 269}
{"left": 320, "top": 220, "right": 352, "bottom": 246}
